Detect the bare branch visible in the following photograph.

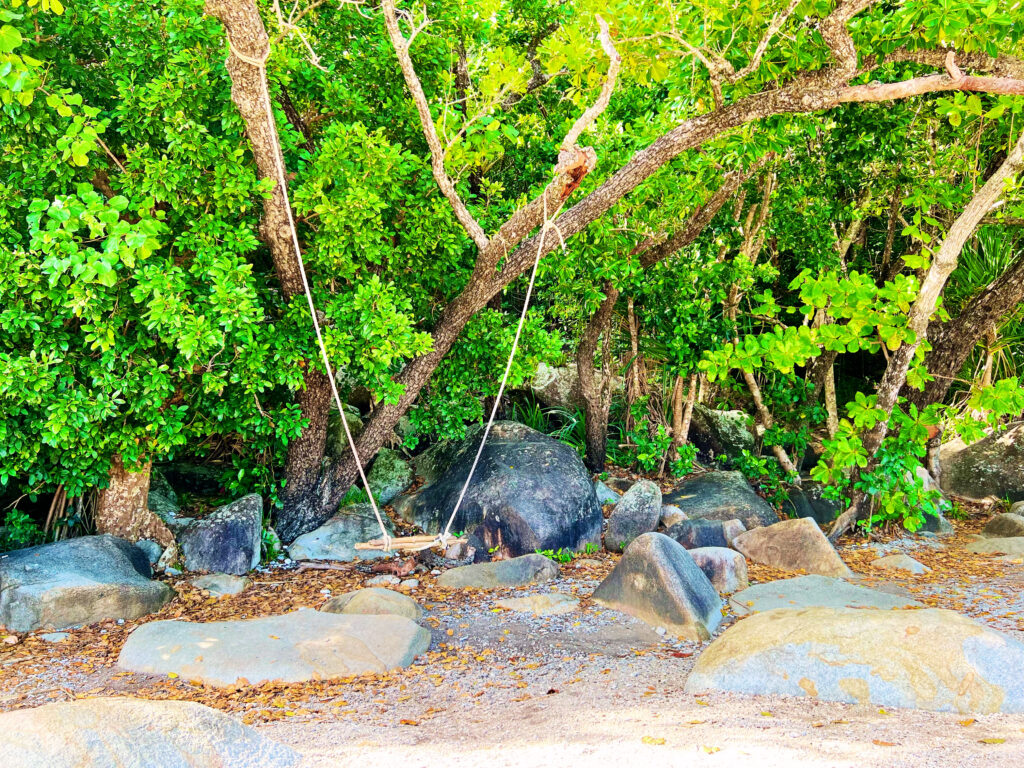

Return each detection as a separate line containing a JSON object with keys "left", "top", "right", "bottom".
{"left": 726, "top": 0, "right": 801, "bottom": 83}
{"left": 558, "top": 15, "right": 621, "bottom": 158}
{"left": 838, "top": 72, "right": 1024, "bottom": 102}
{"left": 382, "top": 0, "right": 489, "bottom": 250}
{"left": 818, "top": 0, "right": 877, "bottom": 74}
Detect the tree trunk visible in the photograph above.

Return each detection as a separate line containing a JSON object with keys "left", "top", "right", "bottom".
{"left": 675, "top": 373, "right": 698, "bottom": 449}
{"left": 905, "top": 251, "right": 1024, "bottom": 409}
{"left": 577, "top": 284, "right": 620, "bottom": 472}
{"left": 95, "top": 457, "right": 175, "bottom": 547}
{"left": 830, "top": 129, "right": 1024, "bottom": 539}
{"left": 206, "top": 0, "right": 336, "bottom": 542}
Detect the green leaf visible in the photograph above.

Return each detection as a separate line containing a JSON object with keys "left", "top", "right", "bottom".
{"left": 0, "top": 24, "right": 23, "bottom": 53}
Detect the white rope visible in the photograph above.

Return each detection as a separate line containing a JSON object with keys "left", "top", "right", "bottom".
{"left": 230, "top": 40, "right": 392, "bottom": 550}
{"left": 437, "top": 196, "right": 566, "bottom": 547}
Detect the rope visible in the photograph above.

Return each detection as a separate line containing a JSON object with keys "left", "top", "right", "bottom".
{"left": 436, "top": 196, "right": 566, "bottom": 547}
{"left": 229, "top": 39, "right": 392, "bottom": 550}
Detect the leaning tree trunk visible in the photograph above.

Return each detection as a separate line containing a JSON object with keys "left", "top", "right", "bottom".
{"left": 829, "top": 129, "right": 1024, "bottom": 539}
{"left": 94, "top": 457, "right": 175, "bottom": 547}
{"left": 904, "top": 250, "right": 1024, "bottom": 409}
{"left": 206, "top": 0, "right": 335, "bottom": 542}
{"left": 577, "top": 284, "right": 620, "bottom": 471}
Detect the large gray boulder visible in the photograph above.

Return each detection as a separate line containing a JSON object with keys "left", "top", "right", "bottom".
{"left": 940, "top": 422, "right": 1024, "bottom": 502}
{"left": 666, "top": 518, "right": 745, "bottom": 550}
{"left": 395, "top": 422, "right": 602, "bottom": 558}
{"left": 0, "top": 697, "right": 300, "bottom": 768}
{"left": 688, "top": 547, "right": 749, "bottom": 594}
{"left": 664, "top": 471, "right": 778, "bottom": 529}
{"left": 689, "top": 404, "right": 756, "bottom": 462}
{"left": 982, "top": 513, "right": 1024, "bottom": 539}
{"left": 118, "top": 611, "right": 430, "bottom": 686}
{"left": 367, "top": 448, "right": 413, "bottom": 504}
{"left": 287, "top": 504, "right": 393, "bottom": 562}
{"left": 605, "top": 479, "right": 661, "bottom": 552}
{"left": 592, "top": 532, "right": 722, "bottom": 640}
{"left": 685, "top": 606, "right": 1024, "bottom": 713}
{"left": 173, "top": 494, "right": 262, "bottom": 576}
{"left": 729, "top": 575, "right": 922, "bottom": 616}
{"left": 0, "top": 535, "right": 171, "bottom": 632}
{"left": 530, "top": 363, "right": 583, "bottom": 409}
{"left": 731, "top": 517, "right": 853, "bottom": 578}
{"left": 436, "top": 553, "right": 559, "bottom": 588}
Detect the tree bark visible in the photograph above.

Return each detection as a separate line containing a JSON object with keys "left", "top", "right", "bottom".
{"left": 905, "top": 251, "right": 1024, "bottom": 408}
{"left": 94, "top": 457, "right": 175, "bottom": 547}
{"left": 577, "top": 284, "right": 620, "bottom": 471}
{"left": 829, "top": 129, "right": 1024, "bottom": 539}
{"left": 206, "top": 0, "right": 334, "bottom": 542}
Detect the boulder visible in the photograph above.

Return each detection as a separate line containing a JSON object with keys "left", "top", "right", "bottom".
{"left": 940, "top": 422, "right": 1024, "bottom": 502}
{"left": 321, "top": 587, "right": 422, "bottom": 620}
{"left": 606, "top": 479, "right": 662, "bottom": 552}
{"left": 286, "top": 504, "right": 392, "bottom": 562}
{"left": 530, "top": 362, "right": 583, "bottom": 409}
{"left": 982, "top": 513, "right": 1024, "bottom": 539}
{"left": 367, "top": 448, "right": 413, "bottom": 504}
{"left": 781, "top": 480, "right": 842, "bottom": 526}
{"left": 659, "top": 504, "right": 687, "bottom": 528}
{"left": 1012, "top": 501, "right": 1024, "bottom": 516}
{"left": 173, "top": 494, "right": 262, "bottom": 576}
{"left": 592, "top": 532, "right": 722, "bottom": 640}
{"left": 664, "top": 471, "right": 778, "bottom": 529}
{"left": 146, "top": 468, "right": 180, "bottom": 521}
{"left": 594, "top": 480, "right": 620, "bottom": 506}
{"left": 395, "top": 422, "right": 602, "bottom": 558}
{"left": 605, "top": 477, "right": 635, "bottom": 494}
{"left": 666, "top": 518, "right": 745, "bottom": 550}
{"left": 191, "top": 573, "right": 249, "bottom": 597}
{"left": 870, "top": 553, "right": 930, "bottom": 575}
{"left": 0, "top": 535, "right": 171, "bottom": 632}
{"left": 687, "top": 547, "right": 748, "bottom": 594}
{"left": 967, "top": 537, "right": 1024, "bottom": 556}
{"left": 685, "top": 606, "right": 1024, "bottom": 713}
{"left": 326, "top": 406, "right": 365, "bottom": 460}
{"left": 135, "top": 539, "right": 164, "bottom": 565}
{"left": 118, "top": 611, "right": 430, "bottom": 686}
{"left": 436, "top": 553, "right": 559, "bottom": 589}
{"left": 496, "top": 592, "right": 579, "bottom": 616}
{"left": 689, "top": 404, "right": 756, "bottom": 462}
{"left": 732, "top": 518, "right": 853, "bottom": 577}
{"left": 729, "top": 575, "right": 922, "bottom": 616}
{"left": 0, "top": 697, "right": 300, "bottom": 768}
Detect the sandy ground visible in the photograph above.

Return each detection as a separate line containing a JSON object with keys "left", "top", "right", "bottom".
{"left": 4, "top": 519, "right": 1024, "bottom": 766}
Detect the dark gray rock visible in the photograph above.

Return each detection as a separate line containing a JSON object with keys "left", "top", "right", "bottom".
{"left": 286, "top": 504, "right": 393, "bottom": 562}
{"left": 135, "top": 539, "right": 164, "bottom": 565}
{"left": 592, "top": 532, "right": 722, "bottom": 640}
{"left": 594, "top": 480, "right": 620, "bottom": 506}
{"left": 689, "top": 404, "right": 756, "bottom": 461}
{"left": 606, "top": 480, "right": 662, "bottom": 552}
{"left": 394, "top": 422, "right": 601, "bottom": 558}
{"left": 173, "top": 494, "right": 262, "bottom": 576}
{"left": 605, "top": 477, "right": 635, "bottom": 494}
{"left": 782, "top": 480, "right": 842, "bottom": 526}
{"left": 436, "top": 553, "right": 559, "bottom": 588}
{"left": 987, "top": 513, "right": 1024, "bottom": 538}
{"left": 665, "top": 471, "right": 778, "bottom": 529}
{"left": 366, "top": 448, "right": 413, "bottom": 504}
{"left": 940, "top": 422, "right": 1024, "bottom": 502}
{"left": 146, "top": 468, "right": 180, "bottom": 522}
{"left": 155, "top": 463, "right": 223, "bottom": 496}
{"left": 326, "top": 407, "right": 364, "bottom": 461}
{"left": 688, "top": 547, "right": 749, "bottom": 594}
{"left": 0, "top": 535, "right": 171, "bottom": 632}
{"left": 666, "top": 518, "right": 746, "bottom": 550}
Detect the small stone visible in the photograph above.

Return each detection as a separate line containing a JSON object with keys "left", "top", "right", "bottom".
{"left": 116, "top": 619, "right": 124, "bottom": 625}
{"left": 366, "top": 575, "right": 400, "bottom": 586}
{"left": 3, "top": 635, "right": 19, "bottom": 645}
{"left": 321, "top": 587, "right": 422, "bottom": 620}
{"left": 436, "top": 554, "right": 559, "bottom": 589}
{"left": 39, "top": 632, "right": 69, "bottom": 643}
{"left": 444, "top": 541, "right": 468, "bottom": 560}
{"left": 968, "top": 537, "right": 1024, "bottom": 556}
{"left": 655, "top": 626, "right": 667, "bottom": 636}
{"left": 495, "top": 592, "right": 579, "bottom": 616}
{"left": 135, "top": 539, "right": 164, "bottom": 565}
{"left": 659, "top": 504, "right": 687, "bottom": 528}
{"left": 666, "top": 518, "right": 745, "bottom": 550}
{"left": 981, "top": 513, "right": 1024, "bottom": 539}
{"left": 400, "top": 579, "right": 419, "bottom": 589}
{"left": 191, "top": 573, "right": 250, "bottom": 597}
{"left": 594, "top": 480, "right": 621, "bottom": 506}
{"left": 164, "top": 567, "right": 182, "bottom": 577}
{"left": 870, "top": 554, "right": 931, "bottom": 575}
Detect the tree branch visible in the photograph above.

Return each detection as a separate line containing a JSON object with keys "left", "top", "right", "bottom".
{"left": 382, "top": 0, "right": 489, "bottom": 250}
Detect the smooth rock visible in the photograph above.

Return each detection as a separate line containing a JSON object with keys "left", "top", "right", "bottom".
{"left": 666, "top": 518, "right": 745, "bottom": 550}
{"left": 191, "top": 573, "right": 249, "bottom": 597}
{"left": 606, "top": 479, "right": 662, "bottom": 552}
{"left": 286, "top": 504, "right": 393, "bottom": 562}
{"left": 395, "top": 422, "right": 602, "bottom": 557}
{"left": 0, "top": 535, "right": 171, "bottom": 632}
{"left": 940, "top": 422, "right": 1024, "bottom": 502}
{"left": 659, "top": 504, "right": 687, "bottom": 528}
{"left": 729, "top": 575, "right": 922, "bottom": 616}
{"left": 496, "top": 592, "right": 580, "bottom": 616}
{"left": 118, "top": 612, "right": 430, "bottom": 686}
{"left": 39, "top": 632, "right": 69, "bottom": 643}
{"left": 689, "top": 404, "right": 756, "bottom": 462}
{"left": 687, "top": 547, "right": 749, "bottom": 594}
{"left": 436, "top": 553, "right": 559, "bottom": 589}
{"left": 173, "top": 494, "right": 262, "bottom": 576}
{"left": 321, "top": 587, "right": 422, "bottom": 620}
{"left": 592, "top": 532, "right": 722, "bottom": 641}
{"left": 366, "top": 574, "right": 400, "bottom": 586}
{"left": 982, "top": 513, "right": 1024, "bottom": 539}
{"left": 870, "top": 554, "right": 931, "bottom": 575}
{"left": 685, "top": 606, "right": 1024, "bottom": 713}
{"left": 1012, "top": 501, "right": 1024, "bottom": 516}
{"left": 367, "top": 448, "right": 413, "bottom": 504}
{"left": 594, "top": 480, "right": 620, "bottom": 506}
{"left": 732, "top": 518, "right": 853, "bottom": 577}
{"left": 664, "top": 471, "right": 779, "bottom": 529}
{"left": 135, "top": 539, "right": 164, "bottom": 565}
{"left": 0, "top": 697, "right": 300, "bottom": 767}
{"left": 530, "top": 363, "right": 584, "bottom": 409}
{"left": 967, "top": 537, "right": 1024, "bottom": 556}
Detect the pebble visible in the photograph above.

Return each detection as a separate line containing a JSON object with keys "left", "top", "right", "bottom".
{"left": 401, "top": 579, "right": 419, "bottom": 589}
{"left": 165, "top": 567, "right": 182, "bottom": 577}
{"left": 366, "top": 575, "right": 400, "bottom": 586}
{"left": 39, "top": 632, "right": 69, "bottom": 643}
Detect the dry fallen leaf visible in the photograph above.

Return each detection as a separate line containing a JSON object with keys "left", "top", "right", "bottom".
{"left": 872, "top": 740, "right": 897, "bottom": 747}
{"left": 979, "top": 738, "right": 1005, "bottom": 744}
{"left": 959, "top": 719, "right": 976, "bottom": 727}
{"left": 641, "top": 736, "right": 665, "bottom": 746}
{"left": 701, "top": 745, "right": 721, "bottom": 754}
